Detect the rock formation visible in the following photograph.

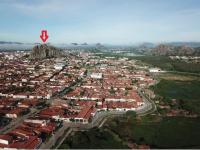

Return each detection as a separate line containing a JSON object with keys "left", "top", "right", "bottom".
{"left": 30, "top": 44, "right": 63, "bottom": 59}
{"left": 151, "top": 44, "right": 196, "bottom": 56}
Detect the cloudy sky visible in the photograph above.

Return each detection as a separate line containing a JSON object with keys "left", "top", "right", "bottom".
{"left": 0, "top": 0, "right": 200, "bottom": 44}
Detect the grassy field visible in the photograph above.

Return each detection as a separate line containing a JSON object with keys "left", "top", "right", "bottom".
{"left": 151, "top": 79, "right": 200, "bottom": 114}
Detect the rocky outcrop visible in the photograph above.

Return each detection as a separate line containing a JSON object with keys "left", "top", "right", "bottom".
{"left": 151, "top": 44, "right": 197, "bottom": 56}
{"left": 174, "top": 45, "right": 194, "bottom": 56}
{"left": 151, "top": 44, "right": 173, "bottom": 55}
{"left": 30, "top": 44, "right": 63, "bottom": 59}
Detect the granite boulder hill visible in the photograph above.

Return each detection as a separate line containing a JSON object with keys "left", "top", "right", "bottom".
{"left": 151, "top": 44, "right": 199, "bottom": 56}
{"left": 30, "top": 44, "right": 63, "bottom": 59}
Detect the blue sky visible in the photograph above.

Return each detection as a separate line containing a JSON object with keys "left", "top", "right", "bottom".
{"left": 0, "top": 0, "right": 200, "bottom": 44}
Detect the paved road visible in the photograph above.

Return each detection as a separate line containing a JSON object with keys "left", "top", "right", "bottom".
{"left": 41, "top": 87, "right": 157, "bottom": 149}
{"left": 40, "top": 122, "right": 71, "bottom": 149}
{"left": 1, "top": 85, "right": 156, "bottom": 148}
{"left": 136, "top": 88, "right": 157, "bottom": 116}
{"left": 53, "top": 111, "right": 127, "bottom": 149}
{"left": 1, "top": 70, "right": 157, "bottom": 149}
{"left": 0, "top": 108, "right": 40, "bottom": 134}
{"left": 0, "top": 75, "right": 82, "bottom": 134}
{"left": 45, "top": 97, "right": 157, "bottom": 149}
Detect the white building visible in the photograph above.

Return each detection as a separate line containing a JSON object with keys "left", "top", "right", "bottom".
{"left": 90, "top": 73, "right": 103, "bottom": 79}
{"left": 24, "top": 119, "right": 47, "bottom": 126}
{"left": 0, "top": 135, "right": 13, "bottom": 145}
{"left": 54, "top": 63, "right": 65, "bottom": 70}
{"left": 149, "top": 68, "right": 162, "bottom": 73}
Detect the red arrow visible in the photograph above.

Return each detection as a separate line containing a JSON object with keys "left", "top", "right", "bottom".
{"left": 40, "top": 30, "right": 49, "bottom": 42}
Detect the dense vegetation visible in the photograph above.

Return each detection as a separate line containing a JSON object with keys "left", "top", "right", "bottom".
{"left": 105, "top": 115, "right": 200, "bottom": 148}
{"left": 59, "top": 75, "right": 200, "bottom": 149}
{"left": 152, "top": 79, "right": 200, "bottom": 114}
{"left": 59, "top": 127, "right": 128, "bottom": 149}
{"left": 59, "top": 78, "right": 200, "bottom": 149}
{"left": 134, "top": 56, "right": 200, "bottom": 73}
{"left": 59, "top": 112, "right": 200, "bottom": 149}
{"left": 96, "top": 53, "right": 200, "bottom": 73}
{"left": 0, "top": 116, "right": 11, "bottom": 128}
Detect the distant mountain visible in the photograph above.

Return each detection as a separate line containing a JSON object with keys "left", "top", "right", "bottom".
{"left": 137, "top": 42, "right": 155, "bottom": 48}
{"left": 0, "top": 41, "right": 23, "bottom": 44}
{"left": 166, "top": 42, "right": 200, "bottom": 48}
{"left": 71, "top": 43, "right": 78, "bottom": 46}
{"left": 30, "top": 44, "right": 63, "bottom": 59}
{"left": 96, "top": 43, "right": 106, "bottom": 49}
{"left": 1, "top": 41, "right": 200, "bottom": 53}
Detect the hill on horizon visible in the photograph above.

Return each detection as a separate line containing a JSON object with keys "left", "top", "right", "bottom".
{"left": 29, "top": 44, "right": 64, "bottom": 59}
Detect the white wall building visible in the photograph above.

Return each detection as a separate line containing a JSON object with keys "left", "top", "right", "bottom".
{"left": 149, "top": 68, "right": 162, "bottom": 73}
{"left": 90, "top": 73, "right": 103, "bottom": 79}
